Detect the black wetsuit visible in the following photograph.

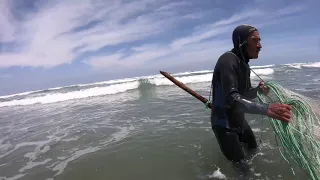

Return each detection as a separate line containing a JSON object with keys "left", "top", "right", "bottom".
{"left": 210, "top": 25, "right": 269, "bottom": 162}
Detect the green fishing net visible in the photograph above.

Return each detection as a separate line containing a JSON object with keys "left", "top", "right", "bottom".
{"left": 257, "top": 81, "right": 320, "bottom": 180}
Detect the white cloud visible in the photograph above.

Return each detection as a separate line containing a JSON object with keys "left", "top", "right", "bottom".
{"left": 0, "top": 0, "right": 184, "bottom": 68}
{"left": 87, "top": 2, "right": 309, "bottom": 69}
{"left": 87, "top": 44, "right": 173, "bottom": 69}
{"left": 181, "top": 12, "right": 206, "bottom": 20}
{"left": 0, "top": 0, "right": 17, "bottom": 43}
{"left": 84, "top": 53, "right": 124, "bottom": 68}
{"left": 155, "top": 1, "right": 191, "bottom": 12}
{"left": 0, "top": 0, "right": 314, "bottom": 70}
{"left": 168, "top": 9, "right": 265, "bottom": 49}
{"left": 169, "top": 26, "right": 231, "bottom": 49}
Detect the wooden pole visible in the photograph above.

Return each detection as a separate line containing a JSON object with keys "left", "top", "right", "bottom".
{"left": 159, "top": 70, "right": 213, "bottom": 111}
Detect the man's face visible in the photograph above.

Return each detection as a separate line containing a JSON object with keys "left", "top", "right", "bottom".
{"left": 246, "top": 31, "right": 262, "bottom": 59}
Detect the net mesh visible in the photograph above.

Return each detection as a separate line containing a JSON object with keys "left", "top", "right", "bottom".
{"left": 257, "top": 80, "right": 320, "bottom": 180}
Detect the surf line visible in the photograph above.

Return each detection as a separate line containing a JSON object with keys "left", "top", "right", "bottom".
{"left": 159, "top": 70, "right": 213, "bottom": 110}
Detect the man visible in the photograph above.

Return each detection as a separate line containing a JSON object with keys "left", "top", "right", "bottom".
{"left": 210, "top": 24, "right": 292, "bottom": 163}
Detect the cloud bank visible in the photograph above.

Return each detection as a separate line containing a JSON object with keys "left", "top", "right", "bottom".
{"left": 0, "top": 0, "right": 319, "bottom": 72}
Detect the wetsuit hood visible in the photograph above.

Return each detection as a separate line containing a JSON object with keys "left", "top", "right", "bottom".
{"left": 231, "top": 24, "right": 258, "bottom": 63}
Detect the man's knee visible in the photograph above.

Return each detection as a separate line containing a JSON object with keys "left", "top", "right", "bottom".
{"left": 213, "top": 127, "right": 245, "bottom": 162}
{"left": 242, "top": 124, "right": 257, "bottom": 149}
{"left": 223, "top": 132, "right": 245, "bottom": 162}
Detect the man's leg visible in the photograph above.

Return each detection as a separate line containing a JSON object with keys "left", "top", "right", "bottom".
{"left": 212, "top": 126, "right": 245, "bottom": 162}
{"left": 240, "top": 119, "right": 257, "bottom": 149}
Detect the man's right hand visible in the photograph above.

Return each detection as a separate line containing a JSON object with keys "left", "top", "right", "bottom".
{"left": 266, "top": 103, "right": 292, "bottom": 122}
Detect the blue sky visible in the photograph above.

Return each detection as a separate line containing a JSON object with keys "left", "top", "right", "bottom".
{"left": 0, "top": 0, "right": 319, "bottom": 95}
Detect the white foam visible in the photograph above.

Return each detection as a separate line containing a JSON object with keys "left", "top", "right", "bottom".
{"left": 0, "top": 174, "right": 25, "bottom": 180}
{"left": 251, "top": 64, "right": 275, "bottom": 69}
{"left": 151, "top": 73, "right": 213, "bottom": 86}
{"left": 0, "top": 140, "right": 52, "bottom": 159}
{"left": 254, "top": 173, "right": 262, "bottom": 177}
{"left": 208, "top": 168, "right": 227, "bottom": 179}
{"left": 302, "top": 62, "right": 320, "bottom": 68}
{"left": 251, "top": 128, "right": 267, "bottom": 133}
{"left": 24, "top": 145, "right": 50, "bottom": 161}
{"left": 312, "top": 78, "right": 320, "bottom": 82}
{"left": 100, "top": 126, "right": 135, "bottom": 145}
{"left": 295, "top": 88, "right": 314, "bottom": 92}
{"left": 284, "top": 62, "right": 320, "bottom": 69}
{"left": 110, "top": 126, "right": 135, "bottom": 142}
{"left": 19, "top": 158, "right": 52, "bottom": 173}
{"left": 285, "top": 63, "right": 304, "bottom": 69}
{"left": 52, "top": 146, "right": 101, "bottom": 176}
{"left": 0, "top": 141, "right": 12, "bottom": 153}
{"left": 51, "top": 125, "right": 135, "bottom": 176}
{"left": 250, "top": 68, "right": 274, "bottom": 76}
{"left": 62, "top": 136, "right": 80, "bottom": 142}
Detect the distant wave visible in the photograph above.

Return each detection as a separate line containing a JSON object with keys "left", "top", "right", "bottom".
{"left": 0, "top": 82, "right": 140, "bottom": 107}
{"left": 302, "top": 62, "right": 320, "bottom": 68}
{"left": 2, "top": 61, "right": 319, "bottom": 108}
{"left": 0, "top": 67, "right": 276, "bottom": 108}
{"left": 251, "top": 64, "right": 275, "bottom": 69}
{"left": 250, "top": 68, "right": 274, "bottom": 76}
{"left": 284, "top": 62, "right": 320, "bottom": 69}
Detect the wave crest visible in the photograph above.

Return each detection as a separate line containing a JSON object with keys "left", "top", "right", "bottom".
{"left": 0, "top": 67, "right": 276, "bottom": 107}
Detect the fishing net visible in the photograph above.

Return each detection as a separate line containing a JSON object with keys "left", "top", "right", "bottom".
{"left": 257, "top": 80, "right": 320, "bottom": 180}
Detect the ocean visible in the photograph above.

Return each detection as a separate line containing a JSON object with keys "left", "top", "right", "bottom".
{"left": 0, "top": 62, "right": 320, "bottom": 180}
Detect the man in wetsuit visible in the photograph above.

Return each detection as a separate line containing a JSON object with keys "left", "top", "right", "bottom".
{"left": 210, "top": 24, "right": 292, "bottom": 162}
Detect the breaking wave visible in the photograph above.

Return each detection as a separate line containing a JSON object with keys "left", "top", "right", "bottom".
{"left": 284, "top": 62, "right": 320, "bottom": 69}
{"left": 0, "top": 63, "right": 311, "bottom": 108}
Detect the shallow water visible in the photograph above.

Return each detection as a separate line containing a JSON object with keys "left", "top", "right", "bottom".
{"left": 0, "top": 63, "right": 319, "bottom": 180}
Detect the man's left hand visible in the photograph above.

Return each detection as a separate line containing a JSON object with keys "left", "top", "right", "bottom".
{"left": 258, "top": 81, "right": 269, "bottom": 95}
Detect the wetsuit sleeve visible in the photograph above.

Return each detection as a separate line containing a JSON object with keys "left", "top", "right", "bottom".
{"left": 219, "top": 57, "right": 268, "bottom": 115}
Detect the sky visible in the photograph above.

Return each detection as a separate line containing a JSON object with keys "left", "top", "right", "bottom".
{"left": 0, "top": 0, "right": 319, "bottom": 95}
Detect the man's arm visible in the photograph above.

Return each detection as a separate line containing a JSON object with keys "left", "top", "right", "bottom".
{"left": 218, "top": 55, "right": 268, "bottom": 115}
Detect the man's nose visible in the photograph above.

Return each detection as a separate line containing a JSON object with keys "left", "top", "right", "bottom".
{"left": 257, "top": 42, "right": 262, "bottom": 49}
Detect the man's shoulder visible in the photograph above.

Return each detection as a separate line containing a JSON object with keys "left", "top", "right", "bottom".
{"left": 217, "top": 51, "right": 239, "bottom": 66}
